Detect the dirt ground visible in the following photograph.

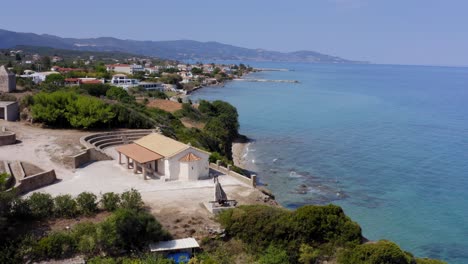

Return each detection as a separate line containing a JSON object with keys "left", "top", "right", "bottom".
{"left": 147, "top": 99, "right": 183, "bottom": 113}
{"left": 0, "top": 121, "right": 272, "bottom": 239}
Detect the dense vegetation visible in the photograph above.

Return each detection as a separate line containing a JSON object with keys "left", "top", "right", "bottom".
{"left": 26, "top": 86, "right": 241, "bottom": 161}
{"left": 0, "top": 189, "right": 172, "bottom": 263}
{"left": 189, "top": 205, "right": 446, "bottom": 264}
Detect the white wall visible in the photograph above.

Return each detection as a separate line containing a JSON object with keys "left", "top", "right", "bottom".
{"left": 165, "top": 147, "right": 210, "bottom": 181}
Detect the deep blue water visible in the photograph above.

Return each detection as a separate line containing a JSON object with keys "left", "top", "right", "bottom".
{"left": 190, "top": 63, "right": 468, "bottom": 263}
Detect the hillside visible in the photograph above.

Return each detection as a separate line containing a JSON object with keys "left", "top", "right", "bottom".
{"left": 0, "top": 29, "right": 366, "bottom": 63}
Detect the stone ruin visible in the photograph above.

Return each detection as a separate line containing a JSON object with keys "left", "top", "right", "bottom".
{"left": 0, "top": 65, "right": 16, "bottom": 93}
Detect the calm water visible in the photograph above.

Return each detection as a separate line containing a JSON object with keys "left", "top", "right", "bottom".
{"left": 191, "top": 63, "right": 468, "bottom": 263}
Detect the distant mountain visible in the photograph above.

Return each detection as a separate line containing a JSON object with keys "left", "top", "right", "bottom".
{"left": 0, "top": 29, "right": 366, "bottom": 63}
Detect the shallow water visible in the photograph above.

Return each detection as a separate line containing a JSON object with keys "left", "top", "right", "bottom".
{"left": 191, "top": 63, "right": 468, "bottom": 263}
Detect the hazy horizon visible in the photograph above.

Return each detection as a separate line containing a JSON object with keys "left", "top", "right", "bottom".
{"left": 1, "top": 0, "right": 467, "bottom": 66}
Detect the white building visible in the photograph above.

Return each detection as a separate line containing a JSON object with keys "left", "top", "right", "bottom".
{"left": 116, "top": 133, "right": 210, "bottom": 181}
{"left": 106, "top": 64, "right": 145, "bottom": 75}
{"left": 111, "top": 74, "right": 139, "bottom": 90}
{"left": 139, "top": 81, "right": 164, "bottom": 91}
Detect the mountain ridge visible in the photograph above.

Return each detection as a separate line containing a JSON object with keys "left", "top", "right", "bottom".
{"left": 0, "top": 29, "right": 367, "bottom": 63}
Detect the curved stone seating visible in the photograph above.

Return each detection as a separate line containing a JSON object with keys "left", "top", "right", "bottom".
{"left": 87, "top": 131, "right": 151, "bottom": 144}
{"left": 81, "top": 129, "right": 153, "bottom": 150}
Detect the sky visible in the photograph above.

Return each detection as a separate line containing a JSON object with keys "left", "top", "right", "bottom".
{"left": 1, "top": 0, "right": 467, "bottom": 66}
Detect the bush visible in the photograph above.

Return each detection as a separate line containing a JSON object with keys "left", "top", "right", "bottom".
{"left": 218, "top": 204, "right": 362, "bottom": 262}
{"left": 10, "top": 197, "right": 31, "bottom": 218}
{"left": 76, "top": 192, "right": 98, "bottom": 216}
{"left": 338, "top": 240, "right": 412, "bottom": 264}
{"left": 415, "top": 258, "right": 447, "bottom": 264}
{"left": 28, "top": 193, "right": 54, "bottom": 219}
{"left": 34, "top": 231, "right": 76, "bottom": 259}
{"left": 54, "top": 194, "right": 78, "bottom": 218}
{"left": 258, "top": 245, "right": 290, "bottom": 264}
{"left": 74, "top": 223, "right": 98, "bottom": 254}
{"left": 209, "top": 152, "right": 223, "bottom": 164}
{"left": 101, "top": 192, "right": 121, "bottom": 211}
{"left": 120, "top": 189, "right": 144, "bottom": 211}
{"left": 99, "top": 209, "right": 171, "bottom": 251}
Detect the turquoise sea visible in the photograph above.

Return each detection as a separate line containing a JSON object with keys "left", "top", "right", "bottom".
{"left": 190, "top": 63, "right": 468, "bottom": 263}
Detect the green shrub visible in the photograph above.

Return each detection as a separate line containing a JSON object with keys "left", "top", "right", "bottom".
{"left": 10, "top": 197, "right": 31, "bottom": 218}
{"left": 338, "top": 240, "right": 412, "bottom": 264}
{"left": 99, "top": 209, "right": 171, "bottom": 251}
{"left": 28, "top": 193, "right": 54, "bottom": 219}
{"left": 209, "top": 152, "right": 223, "bottom": 164}
{"left": 289, "top": 204, "right": 362, "bottom": 246}
{"left": 120, "top": 189, "right": 144, "bottom": 211}
{"left": 101, "top": 192, "right": 121, "bottom": 211}
{"left": 298, "top": 244, "right": 321, "bottom": 264}
{"left": 258, "top": 245, "right": 290, "bottom": 264}
{"left": 415, "top": 258, "right": 447, "bottom": 264}
{"left": 34, "top": 231, "right": 76, "bottom": 259}
{"left": 76, "top": 192, "right": 98, "bottom": 216}
{"left": 54, "top": 194, "right": 78, "bottom": 218}
{"left": 218, "top": 204, "right": 362, "bottom": 262}
{"left": 87, "top": 256, "right": 117, "bottom": 264}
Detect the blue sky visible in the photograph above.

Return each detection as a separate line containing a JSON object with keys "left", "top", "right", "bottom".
{"left": 1, "top": 0, "right": 467, "bottom": 66}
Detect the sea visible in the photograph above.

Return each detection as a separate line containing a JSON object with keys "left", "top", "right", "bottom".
{"left": 190, "top": 62, "right": 468, "bottom": 263}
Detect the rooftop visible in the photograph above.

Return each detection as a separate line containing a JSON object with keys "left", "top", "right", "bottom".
{"left": 115, "top": 143, "right": 163, "bottom": 163}
{"left": 135, "top": 133, "right": 190, "bottom": 158}
{"left": 149, "top": 238, "right": 199, "bottom": 252}
{"left": 0, "top": 101, "right": 18, "bottom": 107}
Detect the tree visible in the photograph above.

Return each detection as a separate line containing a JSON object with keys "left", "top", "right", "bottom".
{"left": 65, "top": 96, "right": 115, "bottom": 129}
{"left": 191, "top": 67, "right": 203, "bottom": 75}
{"left": 106, "top": 86, "right": 132, "bottom": 102}
{"left": 44, "top": 73, "right": 65, "bottom": 84}
{"left": 76, "top": 192, "right": 98, "bottom": 216}
{"left": 98, "top": 209, "right": 170, "bottom": 251}
{"left": 80, "top": 83, "right": 110, "bottom": 97}
{"left": 41, "top": 56, "right": 52, "bottom": 69}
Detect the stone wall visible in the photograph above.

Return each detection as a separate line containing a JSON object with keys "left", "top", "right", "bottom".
{"left": 0, "top": 132, "right": 16, "bottom": 146}
{"left": 66, "top": 148, "right": 113, "bottom": 169}
{"left": 17, "top": 170, "right": 57, "bottom": 194}
{"left": 209, "top": 162, "right": 256, "bottom": 187}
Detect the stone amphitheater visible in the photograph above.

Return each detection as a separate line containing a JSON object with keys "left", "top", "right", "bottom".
{"left": 81, "top": 129, "right": 154, "bottom": 150}
{"left": 68, "top": 129, "right": 155, "bottom": 169}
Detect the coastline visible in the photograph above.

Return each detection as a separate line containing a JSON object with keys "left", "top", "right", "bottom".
{"left": 232, "top": 139, "right": 250, "bottom": 169}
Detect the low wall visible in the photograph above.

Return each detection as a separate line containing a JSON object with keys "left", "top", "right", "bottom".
{"left": 209, "top": 163, "right": 256, "bottom": 188}
{"left": 0, "top": 132, "right": 16, "bottom": 146}
{"left": 17, "top": 170, "right": 57, "bottom": 194}
{"left": 66, "top": 148, "right": 113, "bottom": 169}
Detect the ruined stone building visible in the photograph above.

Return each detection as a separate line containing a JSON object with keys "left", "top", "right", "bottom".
{"left": 0, "top": 65, "right": 16, "bottom": 93}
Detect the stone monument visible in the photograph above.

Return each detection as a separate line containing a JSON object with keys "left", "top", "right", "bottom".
{"left": 0, "top": 65, "right": 16, "bottom": 93}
